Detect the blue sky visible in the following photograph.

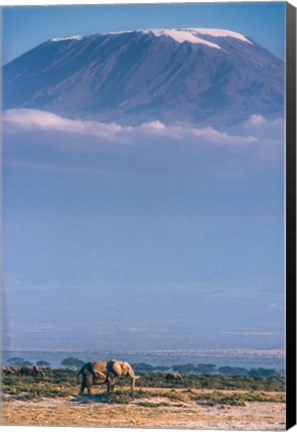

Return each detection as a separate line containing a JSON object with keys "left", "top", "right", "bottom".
{"left": 2, "top": 2, "right": 286, "bottom": 353}
{"left": 3, "top": 2, "right": 286, "bottom": 64}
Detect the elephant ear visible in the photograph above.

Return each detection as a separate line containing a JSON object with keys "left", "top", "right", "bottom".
{"left": 107, "top": 360, "right": 122, "bottom": 377}
{"left": 124, "top": 363, "right": 140, "bottom": 379}
{"left": 121, "top": 362, "right": 131, "bottom": 376}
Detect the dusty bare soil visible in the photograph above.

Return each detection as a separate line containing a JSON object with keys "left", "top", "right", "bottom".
{"left": 2, "top": 387, "right": 285, "bottom": 430}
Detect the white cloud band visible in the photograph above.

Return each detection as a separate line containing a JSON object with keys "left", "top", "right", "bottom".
{"left": 3, "top": 108, "right": 129, "bottom": 139}
{"left": 3, "top": 108, "right": 257, "bottom": 145}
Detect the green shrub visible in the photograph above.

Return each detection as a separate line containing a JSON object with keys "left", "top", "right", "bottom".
{"left": 217, "top": 394, "right": 246, "bottom": 406}
{"left": 2, "top": 367, "right": 285, "bottom": 403}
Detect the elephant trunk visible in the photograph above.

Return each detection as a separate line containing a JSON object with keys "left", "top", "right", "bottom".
{"left": 128, "top": 369, "right": 140, "bottom": 390}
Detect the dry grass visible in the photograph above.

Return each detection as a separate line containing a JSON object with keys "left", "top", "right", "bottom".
{"left": 1, "top": 371, "right": 286, "bottom": 429}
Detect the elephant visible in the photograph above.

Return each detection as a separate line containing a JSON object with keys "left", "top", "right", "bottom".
{"left": 10, "top": 366, "right": 21, "bottom": 374}
{"left": 166, "top": 372, "right": 182, "bottom": 383}
{"left": 77, "top": 359, "right": 140, "bottom": 395}
{"left": 18, "top": 365, "right": 44, "bottom": 377}
{"left": 1, "top": 365, "right": 19, "bottom": 375}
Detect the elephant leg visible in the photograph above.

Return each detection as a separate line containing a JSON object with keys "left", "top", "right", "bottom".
{"left": 86, "top": 374, "right": 93, "bottom": 395}
{"left": 107, "top": 376, "right": 116, "bottom": 394}
{"left": 79, "top": 375, "right": 87, "bottom": 395}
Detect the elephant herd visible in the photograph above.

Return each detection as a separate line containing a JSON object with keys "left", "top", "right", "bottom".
{"left": 2, "top": 359, "right": 183, "bottom": 395}
{"left": 2, "top": 365, "right": 44, "bottom": 377}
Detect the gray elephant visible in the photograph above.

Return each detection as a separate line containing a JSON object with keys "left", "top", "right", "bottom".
{"left": 77, "top": 359, "right": 140, "bottom": 395}
{"left": 19, "top": 365, "right": 44, "bottom": 377}
{"left": 166, "top": 372, "right": 182, "bottom": 383}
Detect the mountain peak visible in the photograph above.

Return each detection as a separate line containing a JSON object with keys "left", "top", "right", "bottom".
{"left": 4, "top": 27, "right": 283, "bottom": 127}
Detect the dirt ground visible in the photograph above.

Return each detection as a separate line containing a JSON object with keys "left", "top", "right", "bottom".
{"left": 2, "top": 388, "right": 285, "bottom": 430}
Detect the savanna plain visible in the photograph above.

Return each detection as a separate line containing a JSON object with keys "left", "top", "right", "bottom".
{"left": 2, "top": 368, "right": 285, "bottom": 430}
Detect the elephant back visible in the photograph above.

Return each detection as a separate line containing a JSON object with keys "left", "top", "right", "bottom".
{"left": 91, "top": 361, "right": 107, "bottom": 371}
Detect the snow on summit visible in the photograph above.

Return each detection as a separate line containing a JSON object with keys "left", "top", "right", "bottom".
{"left": 141, "top": 29, "right": 221, "bottom": 49}
{"left": 189, "top": 28, "right": 252, "bottom": 44}
{"left": 142, "top": 28, "right": 252, "bottom": 47}
{"left": 50, "top": 28, "right": 252, "bottom": 48}
{"left": 51, "top": 35, "right": 83, "bottom": 42}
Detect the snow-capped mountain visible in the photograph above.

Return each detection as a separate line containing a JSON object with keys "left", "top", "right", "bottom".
{"left": 3, "top": 28, "right": 284, "bottom": 126}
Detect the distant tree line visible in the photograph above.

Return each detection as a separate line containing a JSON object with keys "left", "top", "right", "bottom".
{"left": 5, "top": 357, "right": 283, "bottom": 377}
{"left": 6, "top": 357, "right": 51, "bottom": 368}
{"left": 132, "top": 362, "right": 282, "bottom": 377}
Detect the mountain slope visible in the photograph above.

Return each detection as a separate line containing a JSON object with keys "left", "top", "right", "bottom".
{"left": 3, "top": 29, "right": 284, "bottom": 126}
